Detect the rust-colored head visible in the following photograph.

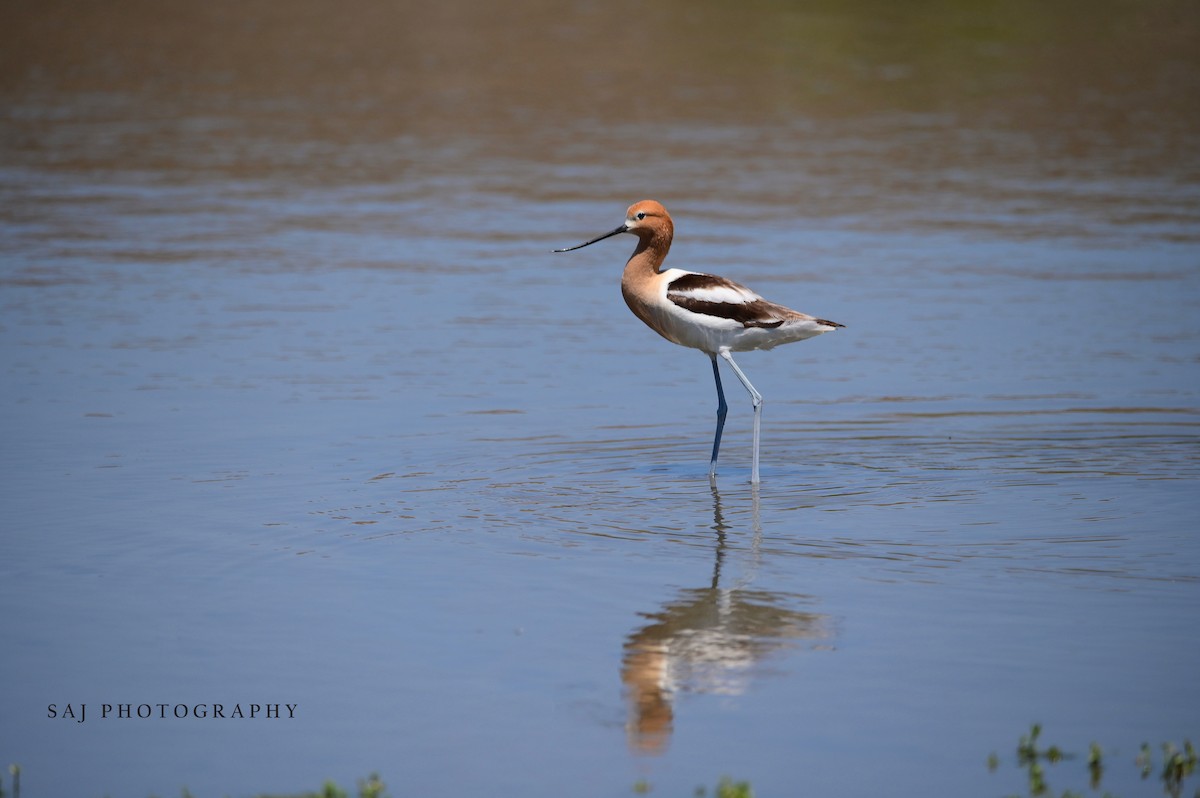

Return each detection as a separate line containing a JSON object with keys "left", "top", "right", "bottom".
{"left": 553, "top": 199, "right": 674, "bottom": 253}
{"left": 622, "top": 200, "right": 673, "bottom": 242}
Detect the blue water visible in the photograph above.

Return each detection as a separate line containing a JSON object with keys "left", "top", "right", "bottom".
{"left": 2, "top": 2, "right": 1199, "bottom": 796}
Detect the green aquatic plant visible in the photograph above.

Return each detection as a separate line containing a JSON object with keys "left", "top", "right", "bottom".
{"left": 2, "top": 763, "right": 19, "bottom": 798}
{"left": 627, "top": 776, "right": 752, "bottom": 797}
{"left": 1087, "top": 742, "right": 1104, "bottom": 791}
{"left": 318, "top": 782, "right": 346, "bottom": 798}
{"left": 692, "top": 776, "right": 754, "bottom": 798}
{"left": 1012, "top": 723, "right": 1070, "bottom": 796}
{"left": 254, "top": 773, "right": 387, "bottom": 798}
{"left": 992, "top": 725, "right": 1197, "bottom": 798}
{"left": 1156, "top": 740, "right": 1198, "bottom": 798}
{"left": 714, "top": 776, "right": 754, "bottom": 798}
{"left": 1139, "top": 742, "right": 1155, "bottom": 779}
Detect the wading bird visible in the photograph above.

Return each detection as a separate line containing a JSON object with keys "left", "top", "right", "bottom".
{"left": 555, "top": 200, "right": 842, "bottom": 483}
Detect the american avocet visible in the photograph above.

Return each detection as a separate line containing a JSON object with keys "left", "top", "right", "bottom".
{"left": 555, "top": 200, "right": 843, "bottom": 484}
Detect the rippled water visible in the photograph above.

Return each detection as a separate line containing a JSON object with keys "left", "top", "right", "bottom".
{"left": 2, "top": 1, "right": 1199, "bottom": 796}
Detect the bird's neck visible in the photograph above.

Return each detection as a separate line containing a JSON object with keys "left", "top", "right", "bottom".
{"left": 623, "top": 234, "right": 672, "bottom": 279}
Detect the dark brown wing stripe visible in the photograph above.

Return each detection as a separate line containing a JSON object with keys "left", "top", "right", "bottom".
{"left": 666, "top": 272, "right": 744, "bottom": 293}
{"left": 668, "top": 295, "right": 787, "bottom": 328}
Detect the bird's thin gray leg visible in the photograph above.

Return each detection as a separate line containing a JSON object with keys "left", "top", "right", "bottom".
{"left": 708, "top": 354, "right": 728, "bottom": 480}
{"left": 719, "top": 350, "right": 763, "bottom": 484}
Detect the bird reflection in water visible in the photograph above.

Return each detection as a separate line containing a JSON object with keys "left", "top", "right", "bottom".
{"left": 621, "top": 484, "right": 832, "bottom": 754}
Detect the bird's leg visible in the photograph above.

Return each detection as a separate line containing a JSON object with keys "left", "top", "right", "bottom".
{"left": 709, "top": 354, "right": 728, "bottom": 480}
{"left": 719, "top": 350, "right": 763, "bottom": 484}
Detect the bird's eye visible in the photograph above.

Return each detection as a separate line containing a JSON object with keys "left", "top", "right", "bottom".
{"left": 636, "top": 211, "right": 646, "bottom": 220}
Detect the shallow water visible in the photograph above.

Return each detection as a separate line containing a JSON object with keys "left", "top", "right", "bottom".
{"left": 2, "top": 1, "right": 1199, "bottom": 796}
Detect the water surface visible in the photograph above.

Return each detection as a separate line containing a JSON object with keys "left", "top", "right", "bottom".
{"left": 2, "top": 1, "right": 1198, "bottom": 796}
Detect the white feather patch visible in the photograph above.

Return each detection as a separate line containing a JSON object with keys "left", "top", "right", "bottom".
{"left": 664, "top": 271, "right": 761, "bottom": 305}
{"left": 671, "top": 284, "right": 760, "bottom": 304}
